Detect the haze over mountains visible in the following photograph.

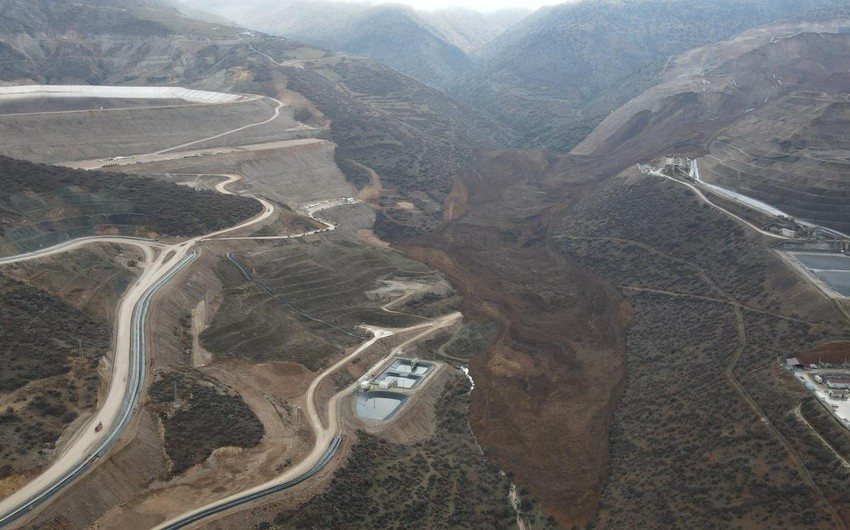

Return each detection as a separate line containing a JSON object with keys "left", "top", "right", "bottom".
{"left": 3, "top": 0, "right": 850, "bottom": 528}
{"left": 177, "top": 0, "right": 529, "bottom": 88}
{"left": 179, "top": 0, "right": 850, "bottom": 152}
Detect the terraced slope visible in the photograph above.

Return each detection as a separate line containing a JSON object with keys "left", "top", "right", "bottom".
{"left": 200, "top": 239, "right": 437, "bottom": 370}
{"left": 453, "top": 0, "right": 850, "bottom": 152}
{"left": 702, "top": 92, "right": 850, "bottom": 233}
{"left": 571, "top": 26, "right": 850, "bottom": 236}
{"left": 275, "top": 47, "right": 511, "bottom": 236}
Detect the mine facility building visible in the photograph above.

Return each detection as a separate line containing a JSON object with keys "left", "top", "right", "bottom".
{"left": 662, "top": 156, "right": 690, "bottom": 177}
{"left": 785, "top": 357, "right": 804, "bottom": 370}
{"left": 829, "top": 389, "right": 850, "bottom": 400}
{"left": 823, "top": 375, "right": 850, "bottom": 390}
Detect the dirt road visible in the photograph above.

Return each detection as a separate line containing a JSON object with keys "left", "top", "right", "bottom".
{"left": 154, "top": 311, "right": 462, "bottom": 529}
{"left": 0, "top": 173, "right": 278, "bottom": 525}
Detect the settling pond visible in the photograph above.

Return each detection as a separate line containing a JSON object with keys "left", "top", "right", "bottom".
{"left": 793, "top": 252, "right": 850, "bottom": 297}
{"left": 372, "top": 358, "right": 435, "bottom": 390}
{"left": 355, "top": 391, "right": 409, "bottom": 421}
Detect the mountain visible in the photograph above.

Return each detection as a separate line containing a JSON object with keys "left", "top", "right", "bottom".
{"left": 174, "top": 0, "right": 529, "bottom": 89}
{"left": 0, "top": 0, "right": 252, "bottom": 83}
{"left": 0, "top": 1, "right": 512, "bottom": 525}
{"left": 0, "top": 0, "right": 241, "bottom": 37}
{"left": 8, "top": 2, "right": 850, "bottom": 529}
{"left": 452, "top": 0, "right": 850, "bottom": 152}
{"left": 573, "top": 16, "right": 850, "bottom": 233}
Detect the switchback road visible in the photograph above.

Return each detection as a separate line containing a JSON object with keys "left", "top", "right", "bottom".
{"left": 155, "top": 311, "right": 461, "bottom": 529}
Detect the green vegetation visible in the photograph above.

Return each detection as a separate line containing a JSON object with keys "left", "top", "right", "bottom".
{"left": 594, "top": 294, "right": 824, "bottom": 527}
{"left": 148, "top": 370, "right": 264, "bottom": 476}
{"left": 0, "top": 273, "right": 108, "bottom": 392}
{"left": 801, "top": 396, "right": 850, "bottom": 458}
{"left": 735, "top": 311, "right": 850, "bottom": 511}
{"left": 557, "top": 175, "right": 850, "bottom": 527}
{"left": 0, "top": 155, "right": 261, "bottom": 254}
{"left": 270, "top": 374, "right": 532, "bottom": 529}
{"left": 0, "top": 245, "right": 138, "bottom": 481}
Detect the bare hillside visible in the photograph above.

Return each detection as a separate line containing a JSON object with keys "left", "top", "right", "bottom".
{"left": 574, "top": 23, "right": 850, "bottom": 234}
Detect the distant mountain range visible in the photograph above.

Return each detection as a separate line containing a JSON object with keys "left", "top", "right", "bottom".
{"left": 175, "top": 0, "right": 529, "bottom": 88}
{"left": 453, "top": 0, "right": 850, "bottom": 151}
{"left": 176, "top": 0, "right": 850, "bottom": 153}
{"left": 0, "top": 0, "right": 509, "bottom": 235}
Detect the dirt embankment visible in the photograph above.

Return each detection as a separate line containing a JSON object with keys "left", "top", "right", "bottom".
{"left": 799, "top": 342, "right": 850, "bottom": 366}
{"left": 403, "top": 150, "right": 632, "bottom": 526}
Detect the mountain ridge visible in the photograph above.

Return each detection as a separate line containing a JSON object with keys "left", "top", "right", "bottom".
{"left": 452, "top": 0, "right": 850, "bottom": 151}
{"left": 175, "top": 0, "right": 529, "bottom": 88}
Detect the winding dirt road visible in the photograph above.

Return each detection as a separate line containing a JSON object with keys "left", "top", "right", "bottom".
{"left": 0, "top": 89, "right": 296, "bottom": 525}
{"left": 0, "top": 85, "right": 447, "bottom": 529}
{"left": 0, "top": 174, "right": 277, "bottom": 525}
{"left": 154, "top": 311, "right": 462, "bottom": 529}
{"left": 642, "top": 166, "right": 789, "bottom": 240}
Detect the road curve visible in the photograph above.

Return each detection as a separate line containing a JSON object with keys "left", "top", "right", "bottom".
{"left": 0, "top": 236, "right": 159, "bottom": 266}
{"left": 153, "top": 329, "right": 390, "bottom": 530}
{"left": 154, "top": 96, "right": 285, "bottom": 156}
{"left": 643, "top": 167, "right": 789, "bottom": 239}
{"left": 0, "top": 85, "right": 296, "bottom": 527}
{"left": 155, "top": 311, "right": 462, "bottom": 529}
{"left": 0, "top": 175, "right": 274, "bottom": 527}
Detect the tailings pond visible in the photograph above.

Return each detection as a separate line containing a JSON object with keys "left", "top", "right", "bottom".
{"left": 355, "top": 392, "right": 409, "bottom": 421}
{"left": 793, "top": 252, "right": 850, "bottom": 296}
{"left": 0, "top": 97, "right": 189, "bottom": 115}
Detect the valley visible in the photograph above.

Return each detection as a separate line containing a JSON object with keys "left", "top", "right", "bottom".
{"left": 1, "top": 1, "right": 850, "bottom": 529}
{"left": 0, "top": 80, "right": 486, "bottom": 529}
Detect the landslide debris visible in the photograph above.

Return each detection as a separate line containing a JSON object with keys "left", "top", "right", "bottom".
{"left": 221, "top": 372, "right": 553, "bottom": 529}
{"left": 572, "top": 26, "right": 850, "bottom": 234}
{"left": 555, "top": 170, "right": 850, "bottom": 527}
{"left": 453, "top": 0, "right": 849, "bottom": 152}
{"left": 403, "top": 150, "right": 632, "bottom": 527}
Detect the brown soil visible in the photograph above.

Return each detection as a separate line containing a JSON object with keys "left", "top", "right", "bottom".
{"left": 349, "top": 159, "right": 383, "bottom": 203}
{"left": 403, "top": 150, "right": 633, "bottom": 527}
{"left": 93, "top": 358, "right": 316, "bottom": 529}
{"left": 799, "top": 342, "right": 850, "bottom": 365}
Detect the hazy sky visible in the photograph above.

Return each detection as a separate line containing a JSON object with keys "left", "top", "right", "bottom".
{"left": 356, "top": 0, "right": 563, "bottom": 11}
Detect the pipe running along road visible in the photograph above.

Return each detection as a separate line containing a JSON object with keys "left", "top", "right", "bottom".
{"left": 0, "top": 173, "right": 276, "bottom": 527}
{"left": 155, "top": 311, "right": 461, "bottom": 530}
{"left": 0, "top": 86, "right": 406, "bottom": 528}
{"left": 0, "top": 88, "right": 294, "bottom": 527}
